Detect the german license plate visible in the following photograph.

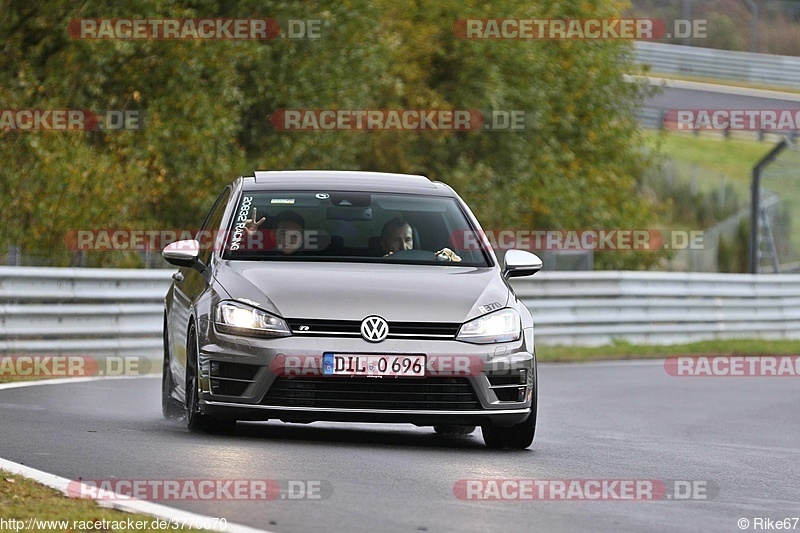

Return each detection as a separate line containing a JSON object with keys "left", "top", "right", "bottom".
{"left": 323, "top": 353, "right": 426, "bottom": 377}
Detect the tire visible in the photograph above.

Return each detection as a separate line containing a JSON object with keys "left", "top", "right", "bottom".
{"left": 162, "top": 317, "right": 183, "bottom": 419}
{"left": 185, "top": 323, "right": 237, "bottom": 435}
{"left": 482, "top": 385, "right": 537, "bottom": 450}
{"left": 481, "top": 425, "right": 509, "bottom": 449}
{"left": 482, "top": 358, "right": 538, "bottom": 450}
{"left": 433, "top": 425, "right": 476, "bottom": 436}
{"left": 481, "top": 413, "right": 535, "bottom": 450}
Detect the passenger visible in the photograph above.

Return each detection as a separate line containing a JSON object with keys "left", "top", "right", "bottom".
{"left": 243, "top": 207, "right": 266, "bottom": 234}
{"left": 272, "top": 210, "right": 305, "bottom": 255}
{"left": 244, "top": 209, "right": 305, "bottom": 255}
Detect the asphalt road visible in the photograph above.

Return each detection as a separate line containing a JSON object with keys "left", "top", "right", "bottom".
{"left": 646, "top": 82, "right": 800, "bottom": 112}
{"left": 1, "top": 361, "right": 799, "bottom": 533}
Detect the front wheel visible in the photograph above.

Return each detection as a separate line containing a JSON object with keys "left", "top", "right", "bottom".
{"left": 162, "top": 318, "right": 183, "bottom": 419}
{"left": 483, "top": 357, "right": 538, "bottom": 449}
{"left": 185, "top": 323, "right": 236, "bottom": 435}
{"left": 482, "top": 409, "right": 536, "bottom": 450}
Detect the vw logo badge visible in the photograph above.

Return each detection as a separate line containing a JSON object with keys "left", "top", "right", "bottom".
{"left": 361, "top": 316, "right": 389, "bottom": 342}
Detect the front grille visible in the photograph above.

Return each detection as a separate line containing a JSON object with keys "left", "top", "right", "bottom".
{"left": 262, "top": 377, "right": 481, "bottom": 410}
{"left": 285, "top": 318, "right": 460, "bottom": 340}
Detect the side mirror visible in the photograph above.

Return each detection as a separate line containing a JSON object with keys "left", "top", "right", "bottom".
{"left": 162, "top": 240, "right": 205, "bottom": 271}
{"left": 502, "top": 249, "right": 543, "bottom": 279}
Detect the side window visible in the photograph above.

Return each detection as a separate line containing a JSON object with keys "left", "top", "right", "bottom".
{"left": 197, "top": 188, "right": 231, "bottom": 265}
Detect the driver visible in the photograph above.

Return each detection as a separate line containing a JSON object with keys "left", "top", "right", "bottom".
{"left": 379, "top": 217, "right": 461, "bottom": 262}
{"left": 380, "top": 218, "right": 413, "bottom": 255}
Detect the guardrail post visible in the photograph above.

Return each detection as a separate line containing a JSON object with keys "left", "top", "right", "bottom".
{"left": 7, "top": 246, "right": 20, "bottom": 266}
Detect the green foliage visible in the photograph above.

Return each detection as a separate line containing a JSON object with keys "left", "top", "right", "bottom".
{"left": 643, "top": 159, "right": 743, "bottom": 228}
{"left": 1, "top": 0, "right": 659, "bottom": 269}
{"left": 642, "top": 152, "right": 753, "bottom": 273}
{"left": 717, "top": 218, "right": 749, "bottom": 274}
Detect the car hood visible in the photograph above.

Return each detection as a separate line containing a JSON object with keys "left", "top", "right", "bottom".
{"left": 214, "top": 261, "right": 510, "bottom": 323}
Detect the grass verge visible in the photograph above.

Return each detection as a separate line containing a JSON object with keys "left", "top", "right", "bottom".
{"left": 644, "top": 130, "right": 780, "bottom": 188}
{"left": 644, "top": 130, "right": 800, "bottom": 259}
{"left": 537, "top": 339, "right": 800, "bottom": 362}
{"left": 646, "top": 72, "right": 800, "bottom": 95}
{"left": 0, "top": 471, "right": 204, "bottom": 532}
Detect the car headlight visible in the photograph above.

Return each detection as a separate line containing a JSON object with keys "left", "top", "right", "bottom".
{"left": 214, "top": 301, "right": 292, "bottom": 338}
{"left": 456, "top": 308, "right": 521, "bottom": 344}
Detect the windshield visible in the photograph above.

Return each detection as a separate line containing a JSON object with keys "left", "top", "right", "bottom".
{"left": 222, "top": 191, "right": 491, "bottom": 267}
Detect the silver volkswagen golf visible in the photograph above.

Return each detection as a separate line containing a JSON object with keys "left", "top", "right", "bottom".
{"left": 161, "top": 171, "right": 542, "bottom": 449}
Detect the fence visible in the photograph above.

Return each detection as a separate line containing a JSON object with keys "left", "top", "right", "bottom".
{"left": 2, "top": 267, "right": 799, "bottom": 353}
{"left": 635, "top": 41, "right": 800, "bottom": 88}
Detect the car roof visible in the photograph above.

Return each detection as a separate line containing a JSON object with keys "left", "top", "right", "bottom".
{"left": 242, "top": 171, "right": 453, "bottom": 196}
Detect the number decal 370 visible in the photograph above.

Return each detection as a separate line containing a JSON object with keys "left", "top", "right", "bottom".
{"left": 478, "top": 302, "right": 503, "bottom": 314}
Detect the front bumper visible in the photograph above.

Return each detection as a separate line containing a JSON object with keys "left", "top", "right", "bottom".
{"left": 194, "top": 318, "right": 536, "bottom": 427}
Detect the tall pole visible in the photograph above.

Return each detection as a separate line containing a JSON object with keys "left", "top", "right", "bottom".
{"left": 750, "top": 139, "right": 789, "bottom": 274}
{"left": 682, "top": 0, "right": 692, "bottom": 46}
{"left": 744, "top": 0, "right": 759, "bottom": 53}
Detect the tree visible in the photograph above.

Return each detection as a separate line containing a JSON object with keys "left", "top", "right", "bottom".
{"left": 1, "top": 0, "right": 660, "bottom": 269}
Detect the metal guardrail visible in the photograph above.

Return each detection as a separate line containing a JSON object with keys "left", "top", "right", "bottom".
{"left": 0, "top": 267, "right": 171, "bottom": 357}
{"left": 637, "top": 107, "right": 664, "bottom": 130}
{"left": 1, "top": 267, "right": 799, "bottom": 352}
{"left": 634, "top": 43, "right": 800, "bottom": 137}
{"left": 516, "top": 271, "right": 800, "bottom": 346}
{"left": 635, "top": 42, "right": 800, "bottom": 88}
